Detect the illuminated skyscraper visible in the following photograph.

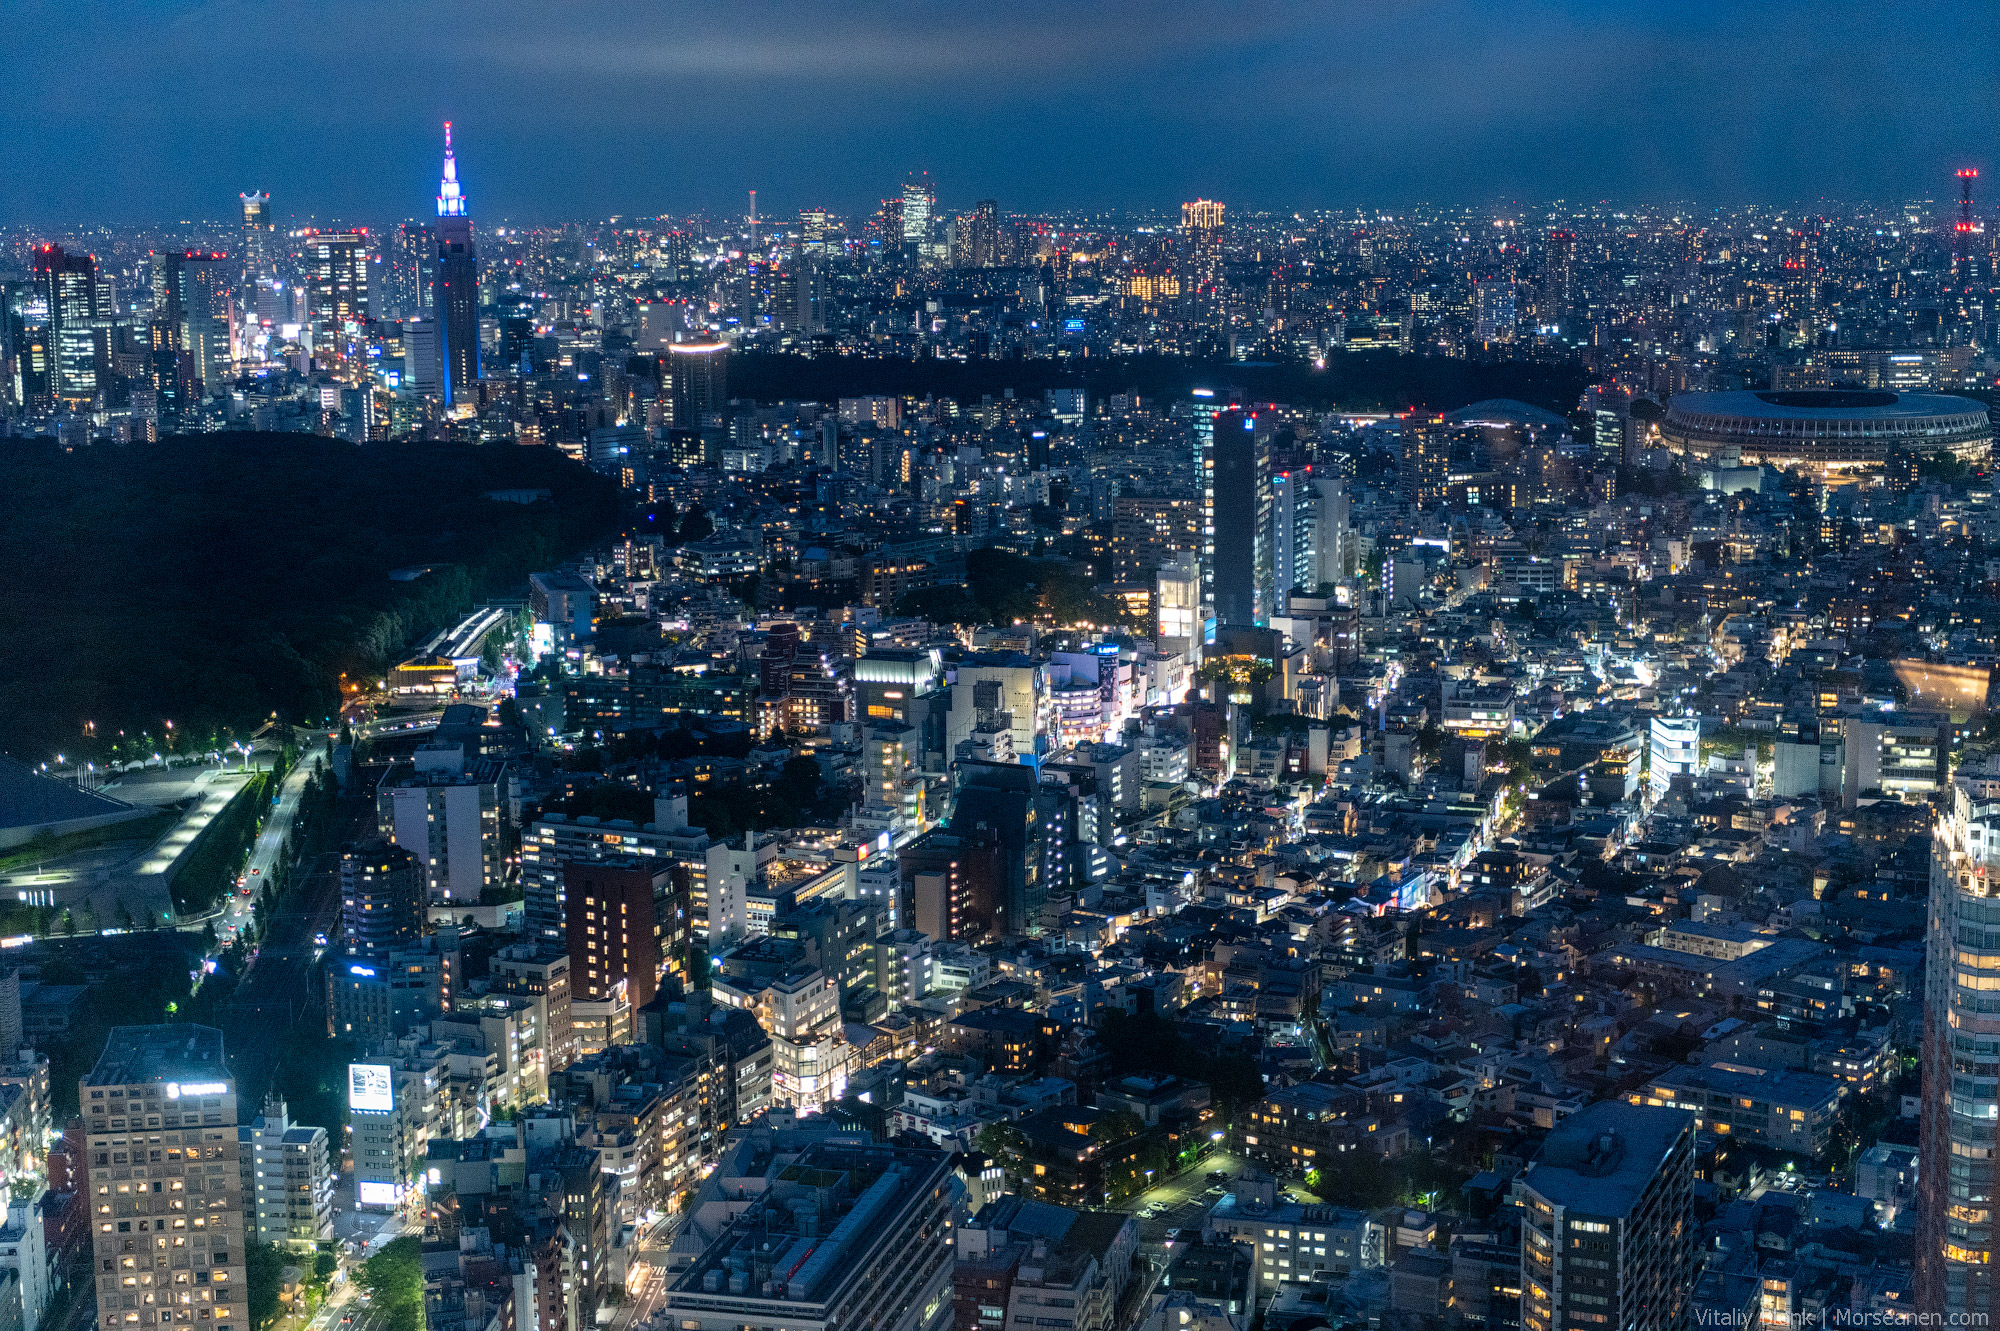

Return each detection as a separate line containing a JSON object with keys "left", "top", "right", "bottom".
{"left": 83, "top": 1027, "right": 248, "bottom": 1331}
{"left": 668, "top": 338, "right": 728, "bottom": 429}
{"left": 152, "top": 251, "right": 232, "bottom": 396}
{"left": 239, "top": 191, "right": 272, "bottom": 278}
{"left": 901, "top": 173, "right": 935, "bottom": 258}
{"left": 1398, "top": 416, "right": 1452, "bottom": 509}
{"left": 1539, "top": 229, "right": 1574, "bottom": 328}
{"left": 1182, "top": 199, "right": 1226, "bottom": 338}
{"left": 433, "top": 123, "right": 479, "bottom": 406}
{"left": 799, "top": 207, "right": 831, "bottom": 257}
{"left": 1919, "top": 777, "right": 2000, "bottom": 1318}
{"left": 32, "top": 244, "right": 101, "bottom": 405}
{"left": 1205, "top": 407, "right": 1268, "bottom": 628}
{"left": 965, "top": 199, "right": 1000, "bottom": 267}
{"left": 302, "top": 230, "right": 369, "bottom": 369}
{"left": 1474, "top": 278, "right": 1517, "bottom": 342}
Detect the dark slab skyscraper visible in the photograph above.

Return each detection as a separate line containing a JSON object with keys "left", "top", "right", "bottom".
{"left": 434, "top": 123, "right": 478, "bottom": 406}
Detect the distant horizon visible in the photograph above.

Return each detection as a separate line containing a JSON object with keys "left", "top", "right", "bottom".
{"left": 3, "top": 191, "right": 1995, "bottom": 237}
{"left": 4, "top": 0, "right": 1995, "bottom": 226}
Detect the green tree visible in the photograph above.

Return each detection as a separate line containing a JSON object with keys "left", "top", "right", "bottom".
{"left": 359, "top": 1236, "right": 426, "bottom": 1331}
{"left": 245, "top": 1242, "right": 287, "bottom": 1330}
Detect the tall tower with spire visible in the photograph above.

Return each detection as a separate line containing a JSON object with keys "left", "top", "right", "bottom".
{"left": 433, "top": 122, "right": 479, "bottom": 405}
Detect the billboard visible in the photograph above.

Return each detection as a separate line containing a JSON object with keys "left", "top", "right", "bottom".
{"left": 357, "top": 1181, "right": 402, "bottom": 1208}
{"left": 348, "top": 1064, "right": 394, "bottom": 1114}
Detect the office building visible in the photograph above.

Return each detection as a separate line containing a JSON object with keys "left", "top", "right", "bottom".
{"left": 661, "top": 1140, "right": 954, "bottom": 1331}
{"left": 1515, "top": 1100, "right": 1696, "bottom": 1331}
{"left": 955, "top": 1197, "right": 1141, "bottom": 1331}
{"left": 669, "top": 339, "right": 728, "bottom": 429}
{"left": 327, "top": 934, "right": 459, "bottom": 1045}
{"left": 947, "top": 654, "right": 1052, "bottom": 770}
{"left": 856, "top": 647, "right": 948, "bottom": 772}
{"left": 433, "top": 123, "right": 479, "bottom": 406}
{"left": 711, "top": 937, "right": 847, "bottom": 1110}
{"left": 303, "top": 229, "right": 369, "bottom": 365}
{"left": 33, "top": 245, "right": 102, "bottom": 405}
{"left": 901, "top": 174, "right": 936, "bottom": 256}
{"left": 528, "top": 570, "right": 595, "bottom": 647}
{"left": 82, "top": 1026, "right": 247, "bottom": 1331}
{"left": 151, "top": 252, "right": 231, "bottom": 398}
{"left": 800, "top": 207, "right": 831, "bottom": 256}
{"left": 1205, "top": 408, "right": 1268, "bottom": 628}
{"left": 237, "top": 1098, "right": 332, "bottom": 1253}
{"left": 340, "top": 841, "right": 424, "bottom": 961}
{"left": 238, "top": 192, "right": 272, "bottom": 281}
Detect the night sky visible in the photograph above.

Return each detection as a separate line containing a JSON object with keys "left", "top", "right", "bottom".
{"left": 6, "top": 0, "right": 1997, "bottom": 225}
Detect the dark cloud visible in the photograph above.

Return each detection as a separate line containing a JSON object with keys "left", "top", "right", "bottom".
{"left": 1, "top": 0, "right": 1993, "bottom": 225}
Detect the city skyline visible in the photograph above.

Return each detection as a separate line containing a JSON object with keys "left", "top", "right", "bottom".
{"left": 6, "top": 0, "right": 2000, "bottom": 224}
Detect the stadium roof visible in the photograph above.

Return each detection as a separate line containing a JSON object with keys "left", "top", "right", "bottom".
{"left": 1445, "top": 398, "right": 1570, "bottom": 430}
{"left": 0, "top": 756, "right": 136, "bottom": 836}
{"left": 1667, "top": 389, "right": 1989, "bottom": 422}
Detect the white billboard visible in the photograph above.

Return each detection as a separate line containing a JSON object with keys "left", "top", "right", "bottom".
{"left": 356, "top": 1180, "right": 402, "bottom": 1208}
{"left": 348, "top": 1064, "right": 394, "bottom": 1114}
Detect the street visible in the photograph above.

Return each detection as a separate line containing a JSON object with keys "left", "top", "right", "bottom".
{"left": 210, "top": 740, "right": 327, "bottom": 945}
{"left": 1111, "top": 1149, "right": 1248, "bottom": 1243}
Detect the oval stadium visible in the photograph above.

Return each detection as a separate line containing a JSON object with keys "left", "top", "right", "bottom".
{"left": 1660, "top": 389, "right": 1992, "bottom": 474}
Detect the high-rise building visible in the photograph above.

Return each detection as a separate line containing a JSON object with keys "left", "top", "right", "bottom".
{"left": 374, "top": 761, "right": 502, "bottom": 905}
{"left": 668, "top": 338, "right": 728, "bottom": 429}
{"left": 386, "top": 221, "right": 433, "bottom": 321}
{"left": 340, "top": 841, "right": 424, "bottom": 961}
{"left": 1539, "top": 229, "right": 1575, "bottom": 329}
{"left": 1920, "top": 781, "right": 2000, "bottom": 1316}
{"left": 1517, "top": 1100, "right": 1696, "bottom": 1331}
{"left": 1398, "top": 416, "right": 1452, "bottom": 509}
{"left": 901, "top": 173, "right": 936, "bottom": 258}
{"left": 1474, "top": 279, "right": 1517, "bottom": 343}
{"left": 82, "top": 1026, "right": 247, "bottom": 1331}
{"left": 1182, "top": 199, "right": 1225, "bottom": 334}
{"left": 521, "top": 811, "right": 711, "bottom": 946}
{"left": 401, "top": 316, "right": 442, "bottom": 397}
{"left": 238, "top": 193, "right": 272, "bottom": 281}
{"left": 799, "top": 207, "right": 831, "bottom": 257}
{"left": 562, "top": 857, "right": 687, "bottom": 1015}
{"left": 1155, "top": 551, "right": 1201, "bottom": 658}
{"left": 346, "top": 1047, "right": 446, "bottom": 1212}
{"left": 1205, "top": 407, "right": 1268, "bottom": 627}
{"left": 433, "top": 123, "right": 479, "bottom": 406}
{"left": 153, "top": 253, "right": 230, "bottom": 396}
{"left": 33, "top": 244, "right": 102, "bottom": 405}
{"left": 961, "top": 199, "right": 1000, "bottom": 268}
{"left": 1270, "top": 467, "right": 1318, "bottom": 615}
{"left": 302, "top": 229, "right": 369, "bottom": 367}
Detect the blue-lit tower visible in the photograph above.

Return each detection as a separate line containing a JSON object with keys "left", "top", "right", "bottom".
{"left": 434, "top": 122, "right": 479, "bottom": 405}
